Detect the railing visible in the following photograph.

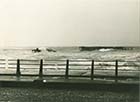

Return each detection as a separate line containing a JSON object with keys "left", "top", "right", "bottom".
{"left": 0, "top": 59, "right": 139, "bottom": 82}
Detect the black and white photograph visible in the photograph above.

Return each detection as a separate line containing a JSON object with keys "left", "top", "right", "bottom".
{"left": 0, "top": 0, "right": 140, "bottom": 102}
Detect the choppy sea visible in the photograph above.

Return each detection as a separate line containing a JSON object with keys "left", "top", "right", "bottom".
{"left": 0, "top": 47, "right": 140, "bottom": 61}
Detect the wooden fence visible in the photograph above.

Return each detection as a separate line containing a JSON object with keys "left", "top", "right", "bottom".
{"left": 0, "top": 59, "right": 139, "bottom": 82}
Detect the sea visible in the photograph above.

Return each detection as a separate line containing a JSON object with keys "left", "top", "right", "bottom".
{"left": 0, "top": 46, "right": 140, "bottom": 61}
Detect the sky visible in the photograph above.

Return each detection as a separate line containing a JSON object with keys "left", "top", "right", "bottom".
{"left": 0, "top": 0, "right": 139, "bottom": 47}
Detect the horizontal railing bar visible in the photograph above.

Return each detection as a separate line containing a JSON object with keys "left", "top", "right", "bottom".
{"left": 118, "top": 65, "right": 140, "bottom": 67}
{"left": 44, "top": 60, "right": 66, "bottom": 61}
{"left": 43, "top": 75, "right": 139, "bottom": 79}
{"left": 0, "top": 74, "right": 16, "bottom": 76}
{"left": 20, "top": 74, "right": 40, "bottom": 76}
{"left": 43, "top": 64, "right": 116, "bottom": 66}
{"left": 2, "top": 59, "right": 140, "bottom": 62}
{"left": 42, "top": 59, "right": 128, "bottom": 62}
{"left": 44, "top": 64, "right": 116, "bottom": 66}
{"left": 1, "top": 60, "right": 140, "bottom": 63}
{"left": 21, "top": 74, "right": 65, "bottom": 77}
{"left": 0, "top": 59, "right": 5, "bottom": 61}
{"left": 87, "top": 75, "right": 139, "bottom": 79}
{"left": 69, "top": 60, "right": 92, "bottom": 62}
{"left": 94, "top": 65, "right": 115, "bottom": 66}
{"left": 69, "top": 60, "right": 123, "bottom": 62}
{"left": 8, "top": 63, "right": 17, "bottom": 65}
{"left": 7, "top": 59, "right": 17, "bottom": 61}
{"left": 69, "top": 69, "right": 139, "bottom": 71}
{"left": 20, "top": 67, "right": 39, "bottom": 69}
{"left": 69, "top": 64, "right": 115, "bottom": 66}
{"left": 19, "top": 59, "right": 39, "bottom": 61}
{"left": 93, "top": 75, "right": 138, "bottom": 79}
{"left": 0, "top": 74, "right": 138, "bottom": 80}
{"left": 46, "top": 59, "right": 124, "bottom": 62}
{"left": 43, "top": 64, "right": 66, "bottom": 66}
{"left": 19, "top": 67, "right": 139, "bottom": 71}
{"left": 68, "top": 75, "right": 90, "bottom": 77}
{"left": 0, "top": 63, "right": 6, "bottom": 65}
{"left": 44, "top": 59, "right": 140, "bottom": 62}
{"left": 43, "top": 68, "right": 65, "bottom": 70}
{"left": 1, "top": 65, "right": 140, "bottom": 68}
{"left": 118, "top": 70, "right": 140, "bottom": 71}
{"left": 3, "top": 63, "right": 140, "bottom": 67}
{"left": 7, "top": 59, "right": 39, "bottom": 62}
{"left": 0, "top": 67, "right": 138, "bottom": 71}
{"left": 8, "top": 63, "right": 40, "bottom": 65}
{"left": 8, "top": 60, "right": 140, "bottom": 63}
{"left": 0, "top": 67, "right": 39, "bottom": 69}
{"left": 69, "top": 68, "right": 105, "bottom": 70}
{"left": 69, "top": 59, "right": 136, "bottom": 62}
{"left": 26, "top": 74, "right": 139, "bottom": 79}
{"left": 2, "top": 67, "right": 16, "bottom": 69}
{"left": 20, "top": 63, "right": 40, "bottom": 65}
{"left": 45, "top": 68, "right": 89, "bottom": 70}
{"left": 0, "top": 67, "right": 6, "bottom": 68}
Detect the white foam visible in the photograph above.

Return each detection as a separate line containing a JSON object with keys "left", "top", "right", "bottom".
{"left": 99, "top": 48, "right": 114, "bottom": 52}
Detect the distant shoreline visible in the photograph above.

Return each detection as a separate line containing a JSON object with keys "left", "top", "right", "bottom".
{"left": 0, "top": 46, "right": 140, "bottom": 50}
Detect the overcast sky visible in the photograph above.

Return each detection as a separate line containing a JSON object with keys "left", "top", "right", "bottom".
{"left": 0, "top": 0, "right": 139, "bottom": 47}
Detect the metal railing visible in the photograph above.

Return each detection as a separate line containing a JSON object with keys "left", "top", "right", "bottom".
{"left": 0, "top": 59, "right": 139, "bottom": 82}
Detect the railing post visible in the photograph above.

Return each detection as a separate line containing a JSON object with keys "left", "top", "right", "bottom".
{"left": 39, "top": 59, "right": 43, "bottom": 78}
{"left": 91, "top": 60, "right": 94, "bottom": 80}
{"left": 115, "top": 60, "right": 118, "bottom": 83}
{"left": 16, "top": 59, "right": 21, "bottom": 77}
{"left": 65, "top": 59, "right": 69, "bottom": 79}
